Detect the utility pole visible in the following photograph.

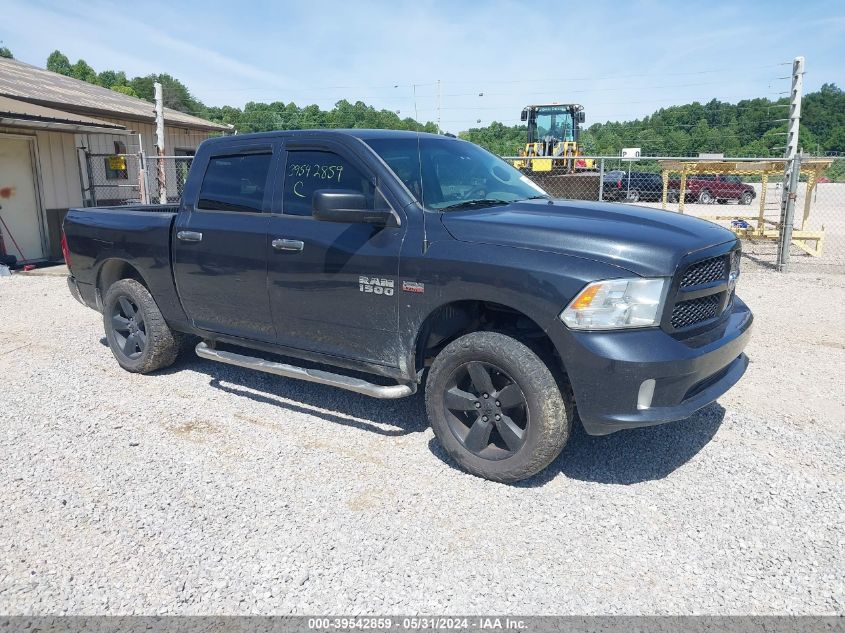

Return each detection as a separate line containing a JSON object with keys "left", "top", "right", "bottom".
{"left": 777, "top": 56, "right": 804, "bottom": 271}
{"left": 154, "top": 81, "right": 167, "bottom": 204}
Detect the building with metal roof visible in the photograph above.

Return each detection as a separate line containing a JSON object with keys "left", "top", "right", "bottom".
{"left": 0, "top": 57, "right": 230, "bottom": 264}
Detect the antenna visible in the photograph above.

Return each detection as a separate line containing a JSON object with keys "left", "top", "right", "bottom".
{"left": 437, "top": 79, "right": 441, "bottom": 134}
{"left": 412, "top": 82, "right": 429, "bottom": 252}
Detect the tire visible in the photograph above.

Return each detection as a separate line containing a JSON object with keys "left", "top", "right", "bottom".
{"left": 667, "top": 191, "right": 679, "bottom": 203}
{"left": 698, "top": 189, "right": 714, "bottom": 204}
{"left": 103, "top": 279, "right": 181, "bottom": 374}
{"left": 425, "top": 331, "right": 573, "bottom": 483}
{"left": 741, "top": 191, "right": 754, "bottom": 205}
{"left": 626, "top": 189, "right": 640, "bottom": 203}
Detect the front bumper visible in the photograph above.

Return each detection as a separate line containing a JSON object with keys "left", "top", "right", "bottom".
{"left": 551, "top": 296, "right": 753, "bottom": 435}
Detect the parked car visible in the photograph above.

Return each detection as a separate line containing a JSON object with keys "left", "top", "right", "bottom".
{"left": 668, "top": 174, "right": 756, "bottom": 204}
{"left": 63, "top": 130, "right": 752, "bottom": 483}
{"left": 602, "top": 170, "right": 664, "bottom": 202}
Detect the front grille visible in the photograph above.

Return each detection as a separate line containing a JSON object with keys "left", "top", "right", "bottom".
{"left": 680, "top": 255, "right": 727, "bottom": 287}
{"left": 670, "top": 294, "right": 723, "bottom": 329}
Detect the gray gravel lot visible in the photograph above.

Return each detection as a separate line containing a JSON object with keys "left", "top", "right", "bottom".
{"left": 1, "top": 270, "right": 843, "bottom": 615}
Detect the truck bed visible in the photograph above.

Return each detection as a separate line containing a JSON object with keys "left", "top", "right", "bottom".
{"left": 62, "top": 204, "right": 185, "bottom": 324}
{"left": 85, "top": 204, "right": 181, "bottom": 214}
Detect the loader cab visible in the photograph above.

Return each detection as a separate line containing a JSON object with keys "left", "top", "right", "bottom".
{"left": 522, "top": 104, "right": 585, "bottom": 144}
{"left": 516, "top": 103, "right": 593, "bottom": 173}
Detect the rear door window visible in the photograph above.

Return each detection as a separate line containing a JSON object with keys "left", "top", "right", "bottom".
{"left": 197, "top": 153, "right": 272, "bottom": 213}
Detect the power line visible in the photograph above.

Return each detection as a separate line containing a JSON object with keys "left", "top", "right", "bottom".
{"left": 199, "top": 64, "right": 784, "bottom": 94}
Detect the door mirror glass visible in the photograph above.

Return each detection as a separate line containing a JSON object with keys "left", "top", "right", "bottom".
{"left": 313, "top": 190, "right": 395, "bottom": 226}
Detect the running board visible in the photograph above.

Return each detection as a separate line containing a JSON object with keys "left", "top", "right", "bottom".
{"left": 195, "top": 342, "right": 416, "bottom": 399}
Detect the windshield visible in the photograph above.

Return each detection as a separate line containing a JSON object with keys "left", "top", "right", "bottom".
{"left": 534, "top": 106, "right": 575, "bottom": 142}
{"left": 364, "top": 136, "right": 549, "bottom": 210}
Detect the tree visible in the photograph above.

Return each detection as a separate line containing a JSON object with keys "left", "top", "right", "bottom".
{"left": 70, "top": 59, "right": 97, "bottom": 83}
{"left": 460, "top": 122, "right": 525, "bottom": 155}
{"left": 0, "top": 46, "right": 13, "bottom": 59}
{"left": 111, "top": 85, "right": 138, "bottom": 97}
{"left": 46, "top": 50, "right": 72, "bottom": 75}
{"left": 38, "top": 49, "right": 842, "bottom": 153}
{"left": 96, "top": 70, "right": 130, "bottom": 89}
{"left": 462, "top": 85, "right": 844, "bottom": 158}
{"left": 127, "top": 73, "right": 204, "bottom": 115}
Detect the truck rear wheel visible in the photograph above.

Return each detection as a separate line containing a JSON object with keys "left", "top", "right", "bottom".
{"left": 425, "top": 331, "right": 572, "bottom": 483}
{"left": 103, "top": 279, "right": 181, "bottom": 374}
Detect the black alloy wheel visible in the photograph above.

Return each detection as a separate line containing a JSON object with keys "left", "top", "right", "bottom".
{"left": 443, "top": 361, "right": 529, "bottom": 460}
{"left": 110, "top": 295, "right": 147, "bottom": 360}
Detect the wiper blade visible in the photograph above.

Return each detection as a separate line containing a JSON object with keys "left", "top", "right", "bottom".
{"left": 439, "top": 199, "right": 511, "bottom": 211}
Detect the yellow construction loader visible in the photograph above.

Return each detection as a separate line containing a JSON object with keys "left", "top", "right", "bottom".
{"left": 513, "top": 104, "right": 595, "bottom": 173}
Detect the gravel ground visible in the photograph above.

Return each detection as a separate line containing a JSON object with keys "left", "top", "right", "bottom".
{"left": 0, "top": 270, "right": 843, "bottom": 615}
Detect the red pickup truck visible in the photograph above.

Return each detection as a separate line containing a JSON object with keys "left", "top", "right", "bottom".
{"left": 668, "top": 174, "right": 756, "bottom": 205}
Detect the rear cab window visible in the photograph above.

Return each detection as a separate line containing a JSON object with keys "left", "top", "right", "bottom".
{"left": 197, "top": 152, "right": 272, "bottom": 213}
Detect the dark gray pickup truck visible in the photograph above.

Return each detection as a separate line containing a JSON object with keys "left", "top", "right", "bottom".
{"left": 63, "top": 130, "right": 752, "bottom": 482}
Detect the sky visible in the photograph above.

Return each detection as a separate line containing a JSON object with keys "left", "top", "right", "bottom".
{"left": 2, "top": 0, "right": 844, "bottom": 134}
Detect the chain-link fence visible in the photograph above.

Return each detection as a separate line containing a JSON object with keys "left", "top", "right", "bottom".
{"left": 81, "top": 152, "right": 145, "bottom": 206}
{"left": 144, "top": 156, "right": 194, "bottom": 204}
{"left": 507, "top": 155, "right": 845, "bottom": 273}
{"left": 82, "top": 153, "right": 193, "bottom": 207}
{"left": 82, "top": 149, "right": 843, "bottom": 272}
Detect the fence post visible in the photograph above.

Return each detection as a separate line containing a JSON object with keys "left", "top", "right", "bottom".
{"left": 83, "top": 149, "right": 97, "bottom": 207}
{"left": 136, "top": 132, "right": 148, "bottom": 205}
{"left": 137, "top": 151, "right": 148, "bottom": 205}
{"left": 778, "top": 154, "right": 802, "bottom": 271}
{"left": 598, "top": 158, "right": 605, "bottom": 201}
{"left": 678, "top": 171, "right": 687, "bottom": 214}
{"left": 154, "top": 82, "right": 167, "bottom": 204}
{"left": 75, "top": 147, "right": 89, "bottom": 208}
{"left": 777, "top": 56, "right": 804, "bottom": 271}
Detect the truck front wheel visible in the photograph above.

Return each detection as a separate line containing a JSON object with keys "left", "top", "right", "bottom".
{"left": 425, "top": 331, "right": 573, "bottom": 483}
{"left": 103, "top": 279, "right": 181, "bottom": 374}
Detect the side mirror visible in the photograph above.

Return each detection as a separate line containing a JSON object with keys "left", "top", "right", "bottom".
{"left": 577, "top": 111, "right": 586, "bottom": 124}
{"left": 520, "top": 109, "right": 529, "bottom": 122}
{"left": 312, "top": 190, "right": 397, "bottom": 226}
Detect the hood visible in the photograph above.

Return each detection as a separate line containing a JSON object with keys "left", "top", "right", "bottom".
{"left": 439, "top": 199, "right": 737, "bottom": 277}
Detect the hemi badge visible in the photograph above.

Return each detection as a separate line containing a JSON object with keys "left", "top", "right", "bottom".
{"left": 402, "top": 281, "right": 425, "bottom": 294}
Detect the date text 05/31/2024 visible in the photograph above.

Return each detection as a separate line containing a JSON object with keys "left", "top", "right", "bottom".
{"left": 307, "top": 617, "right": 527, "bottom": 630}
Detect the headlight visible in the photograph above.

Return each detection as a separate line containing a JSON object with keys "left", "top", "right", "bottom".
{"left": 560, "top": 278, "right": 668, "bottom": 330}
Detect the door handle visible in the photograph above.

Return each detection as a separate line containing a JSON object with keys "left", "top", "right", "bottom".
{"left": 177, "top": 230, "right": 203, "bottom": 243}
{"left": 272, "top": 238, "right": 304, "bottom": 252}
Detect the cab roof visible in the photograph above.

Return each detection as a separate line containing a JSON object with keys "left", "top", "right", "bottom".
{"left": 202, "top": 128, "right": 452, "bottom": 145}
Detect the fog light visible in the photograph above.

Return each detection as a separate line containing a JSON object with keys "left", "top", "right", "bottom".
{"left": 637, "top": 379, "right": 656, "bottom": 410}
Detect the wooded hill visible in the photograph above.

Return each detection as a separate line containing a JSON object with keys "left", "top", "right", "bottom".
{"left": 38, "top": 49, "right": 845, "bottom": 171}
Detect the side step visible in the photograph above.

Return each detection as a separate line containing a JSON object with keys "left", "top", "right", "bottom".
{"left": 195, "top": 342, "right": 416, "bottom": 399}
